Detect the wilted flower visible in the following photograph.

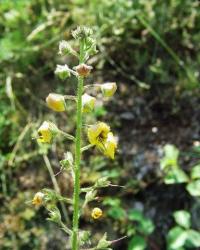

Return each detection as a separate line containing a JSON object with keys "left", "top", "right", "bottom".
{"left": 32, "top": 192, "right": 45, "bottom": 206}
{"left": 82, "top": 93, "right": 96, "bottom": 113}
{"left": 46, "top": 93, "right": 65, "bottom": 112}
{"left": 91, "top": 207, "right": 103, "bottom": 219}
{"left": 101, "top": 82, "right": 117, "bottom": 97}
{"left": 37, "top": 121, "right": 58, "bottom": 143}
{"left": 55, "top": 64, "right": 71, "bottom": 80}
{"left": 74, "top": 64, "right": 92, "bottom": 77}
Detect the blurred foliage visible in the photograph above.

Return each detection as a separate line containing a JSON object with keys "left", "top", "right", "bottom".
{"left": 0, "top": 0, "right": 200, "bottom": 249}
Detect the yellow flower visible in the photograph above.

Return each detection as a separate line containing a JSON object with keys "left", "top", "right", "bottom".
{"left": 46, "top": 93, "right": 65, "bottom": 112}
{"left": 37, "top": 121, "right": 58, "bottom": 143}
{"left": 87, "top": 122, "right": 117, "bottom": 159}
{"left": 32, "top": 192, "right": 44, "bottom": 206}
{"left": 101, "top": 82, "right": 117, "bottom": 97}
{"left": 82, "top": 93, "right": 96, "bottom": 113}
{"left": 104, "top": 132, "right": 117, "bottom": 160}
{"left": 87, "top": 122, "right": 110, "bottom": 149}
{"left": 91, "top": 207, "right": 103, "bottom": 219}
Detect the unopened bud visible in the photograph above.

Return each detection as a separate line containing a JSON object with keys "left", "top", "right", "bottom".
{"left": 101, "top": 82, "right": 117, "bottom": 97}
{"left": 72, "top": 26, "right": 93, "bottom": 40}
{"left": 74, "top": 64, "right": 92, "bottom": 77}
{"left": 58, "top": 40, "right": 75, "bottom": 56}
{"left": 85, "top": 190, "right": 97, "bottom": 204}
{"left": 82, "top": 93, "right": 96, "bottom": 113}
{"left": 95, "top": 177, "right": 110, "bottom": 188}
{"left": 48, "top": 208, "right": 61, "bottom": 223}
{"left": 46, "top": 93, "right": 65, "bottom": 112}
{"left": 55, "top": 64, "right": 71, "bottom": 80}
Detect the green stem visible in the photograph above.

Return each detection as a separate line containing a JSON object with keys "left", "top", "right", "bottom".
{"left": 72, "top": 39, "right": 85, "bottom": 250}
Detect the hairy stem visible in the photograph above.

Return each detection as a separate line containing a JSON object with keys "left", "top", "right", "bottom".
{"left": 72, "top": 39, "right": 85, "bottom": 250}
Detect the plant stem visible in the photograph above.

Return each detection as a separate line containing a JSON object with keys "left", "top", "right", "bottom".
{"left": 72, "top": 39, "right": 85, "bottom": 250}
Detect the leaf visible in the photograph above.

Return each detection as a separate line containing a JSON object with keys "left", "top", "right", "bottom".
{"left": 186, "top": 229, "right": 200, "bottom": 248}
{"left": 167, "top": 226, "right": 187, "bottom": 249}
{"left": 164, "top": 168, "right": 189, "bottom": 184}
{"left": 186, "top": 180, "right": 200, "bottom": 196}
{"left": 128, "top": 210, "right": 143, "bottom": 221}
{"left": 160, "top": 144, "right": 179, "bottom": 170}
{"left": 107, "top": 206, "right": 126, "bottom": 220}
{"left": 190, "top": 165, "right": 200, "bottom": 180}
{"left": 128, "top": 209, "right": 155, "bottom": 235}
{"left": 139, "top": 218, "right": 155, "bottom": 235}
{"left": 128, "top": 235, "right": 147, "bottom": 250}
{"left": 173, "top": 210, "right": 191, "bottom": 229}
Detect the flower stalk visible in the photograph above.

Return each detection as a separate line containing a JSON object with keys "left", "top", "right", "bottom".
{"left": 72, "top": 39, "right": 85, "bottom": 250}
{"left": 34, "top": 26, "right": 119, "bottom": 250}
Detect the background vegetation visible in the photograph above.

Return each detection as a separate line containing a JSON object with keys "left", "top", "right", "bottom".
{"left": 0, "top": 0, "right": 200, "bottom": 249}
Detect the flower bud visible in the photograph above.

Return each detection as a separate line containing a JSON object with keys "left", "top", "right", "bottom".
{"left": 74, "top": 64, "right": 92, "bottom": 77}
{"left": 91, "top": 207, "right": 103, "bottom": 219}
{"left": 72, "top": 26, "right": 93, "bottom": 40}
{"left": 58, "top": 40, "right": 74, "bottom": 56}
{"left": 48, "top": 208, "right": 61, "bottom": 223}
{"left": 32, "top": 192, "right": 45, "bottom": 206}
{"left": 82, "top": 93, "right": 96, "bottom": 113}
{"left": 101, "top": 82, "right": 117, "bottom": 97}
{"left": 37, "top": 121, "right": 58, "bottom": 143}
{"left": 95, "top": 177, "right": 110, "bottom": 188}
{"left": 46, "top": 93, "right": 65, "bottom": 112}
{"left": 55, "top": 64, "right": 71, "bottom": 80}
{"left": 85, "top": 190, "right": 97, "bottom": 204}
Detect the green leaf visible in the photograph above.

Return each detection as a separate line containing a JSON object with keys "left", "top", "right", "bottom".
{"left": 190, "top": 165, "right": 200, "bottom": 180}
{"left": 128, "top": 235, "right": 147, "bottom": 250}
{"left": 139, "top": 218, "right": 155, "bottom": 235}
{"left": 160, "top": 144, "right": 179, "bottom": 170}
{"left": 167, "top": 226, "right": 187, "bottom": 249}
{"left": 186, "top": 230, "right": 200, "bottom": 248}
{"left": 107, "top": 207, "right": 126, "bottom": 220}
{"left": 173, "top": 210, "right": 191, "bottom": 229}
{"left": 164, "top": 168, "right": 189, "bottom": 184}
{"left": 186, "top": 180, "right": 200, "bottom": 196}
{"left": 128, "top": 210, "right": 143, "bottom": 221}
{"left": 128, "top": 209, "right": 155, "bottom": 235}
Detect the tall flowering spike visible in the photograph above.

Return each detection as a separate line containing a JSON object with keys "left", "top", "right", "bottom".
{"left": 55, "top": 64, "right": 71, "bottom": 80}
{"left": 74, "top": 64, "right": 93, "bottom": 77}
{"left": 87, "top": 122, "right": 110, "bottom": 149}
{"left": 82, "top": 93, "right": 96, "bottom": 113}
{"left": 32, "top": 192, "right": 45, "bottom": 206}
{"left": 37, "top": 121, "right": 58, "bottom": 143}
{"left": 91, "top": 207, "right": 103, "bottom": 219}
{"left": 46, "top": 93, "right": 66, "bottom": 112}
{"left": 104, "top": 132, "right": 117, "bottom": 159}
{"left": 101, "top": 82, "right": 117, "bottom": 97}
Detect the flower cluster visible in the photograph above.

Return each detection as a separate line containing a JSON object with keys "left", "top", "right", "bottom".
{"left": 33, "top": 26, "right": 120, "bottom": 250}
